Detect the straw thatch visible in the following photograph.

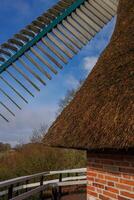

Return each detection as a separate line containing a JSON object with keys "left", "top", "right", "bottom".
{"left": 43, "top": 0, "right": 134, "bottom": 150}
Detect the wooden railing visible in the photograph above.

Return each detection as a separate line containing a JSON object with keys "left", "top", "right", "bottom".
{"left": 0, "top": 168, "right": 87, "bottom": 200}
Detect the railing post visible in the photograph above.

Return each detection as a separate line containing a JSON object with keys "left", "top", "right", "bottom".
{"left": 59, "top": 173, "right": 62, "bottom": 198}
{"left": 25, "top": 180, "right": 29, "bottom": 192}
{"left": 76, "top": 172, "right": 78, "bottom": 176}
{"left": 52, "top": 186, "right": 58, "bottom": 200}
{"left": 40, "top": 175, "right": 44, "bottom": 200}
{"left": 8, "top": 184, "right": 13, "bottom": 199}
{"left": 16, "top": 183, "right": 19, "bottom": 196}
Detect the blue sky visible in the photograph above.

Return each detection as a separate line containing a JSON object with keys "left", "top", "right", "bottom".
{"left": 0, "top": 0, "right": 116, "bottom": 146}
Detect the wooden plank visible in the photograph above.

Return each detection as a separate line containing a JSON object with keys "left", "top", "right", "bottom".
{"left": 47, "top": 33, "right": 73, "bottom": 58}
{"left": 94, "top": 0, "right": 115, "bottom": 16}
{"left": 84, "top": 1, "right": 108, "bottom": 24}
{"left": 49, "top": 168, "right": 86, "bottom": 175}
{"left": 30, "top": 47, "right": 58, "bottom": 74}
{"left": 104, "top": 0, "right": 118, "bottom": 11}
{"left": 76, "top": 9, "right": 100, "bottom": 32}
{"left": 19, "top": 58, "right": 46, "bottom": 86}
{"left": 42, "top": 38, "right": 68, "bottom": 64}
{"left": 52, "top": 29, "right": 78, "bottom": 54}
{"left": 67, "top": 16, "right": 92, "bottom": 40}
{"left": 24, "top": 52, "right": 52, "bottom": 80}
{"left": 57, "top": 24, "right": 83, "bottom": 49}
{"left": 80, "top": 5, "right": 104, "bottom": 27}
{"left": 57, "top": 180, "right": 87, "bottom": 187}
{"left": 88, "top": 0, "right": 112, "bottom": 20}
{"left": 71, "top": 12, "right": 95, "bottom": 36}
{"left": 110, "top": 0, "right": 118, "bottom": 6}
{"left": 62, "top": 20, "right": 88, "bottom": 45}
{"left": 12, "top": 63, "right": 40, "bottom": 91}
{"left": 36, "top": 43, "right": 63, "bottom": 69}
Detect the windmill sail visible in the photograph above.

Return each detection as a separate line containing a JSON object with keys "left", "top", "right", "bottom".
{"left": 0, "top": 0, "right": 118, "bottom": 122}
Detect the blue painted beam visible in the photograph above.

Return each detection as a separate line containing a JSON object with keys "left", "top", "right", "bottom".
{"left": 0, "top": 0, "right": 86, "bottom": 74}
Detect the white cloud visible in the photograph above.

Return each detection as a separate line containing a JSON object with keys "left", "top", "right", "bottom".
{"left": 0, "top": 104, "right": 57, "bottom": 146}
{"left": 65, "top": 75, "right": 79, "bottom": 89}
{"left": 83, "top": 56, "right": 98, "bottom": 73}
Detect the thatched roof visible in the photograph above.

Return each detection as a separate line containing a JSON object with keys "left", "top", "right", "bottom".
{"left": 43, "top": 0, "right": 134, "bottom": 150}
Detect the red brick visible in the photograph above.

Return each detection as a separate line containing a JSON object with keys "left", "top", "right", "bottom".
{"left": 87, "top": 153, "right": 134, "bottom": 200}
{"left": 87, "top": 190, "right": 98, "bottom": 198}
{"left": 122, "top": 174, "right": 132, "bottom": 179}
{"left": 120, "top": 191, "right": 134, "bottom": 199}
{"left": 105, "top": 175, "right": 118, "bottom": 182}
{"left": 96, "top": 188, "right": 102, "bottom": 194}
{"left": 99, "top": 194, "right": 110, "bottom": 200}
{"left": 87, "top": 185, "right": 95, "bottom": 191}
{"left": 87, "top": 171, "right": 97, "bottom": 177}
{"left": 118, "top": 195, "right": 130, "bottom": 200}
{"left": 120, "top": 178, "right": 134, "bottom": 186}
{"left": 105, "top": 186, "right": 119, "bottom": 194}
{"left": 103, "top": 190, "right": 117, "bottom": 199}
{"left": 93, "top": 182, "right": 104, "bottom": 189}
{"left": 98, "top": 173, "right": 104, "bottom": 179}
{"left": 107, "top": 181, "right": 115, "bottom": 187}
{"left": 87, "top": 176, "right": 94, "bottom": 182}
{"left": 115, "top": 183, "right": 132, "bottom": 191}
{"left": 95, "top": 178, "right": 106, "bottom": 184}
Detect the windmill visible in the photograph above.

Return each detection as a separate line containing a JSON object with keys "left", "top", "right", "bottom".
{"left": 0, "top": 0, "right": 118, "bottom": 122}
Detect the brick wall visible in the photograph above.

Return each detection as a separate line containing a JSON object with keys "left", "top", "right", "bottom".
{"left": 87, "top": 152, "right": 134, "bottom": 200}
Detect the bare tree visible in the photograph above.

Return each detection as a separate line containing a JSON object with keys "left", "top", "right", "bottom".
{"left": 30, "top": 123, "right": 48, "bottom": 143}
{"left": 57, "top": 79, "right": 84, "bottom": 115}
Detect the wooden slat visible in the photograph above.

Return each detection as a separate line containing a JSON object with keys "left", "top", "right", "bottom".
{"left": 36, "top": 43, "right": 63, "bottom": 69}
{"left": 94, "top": 0, "right": 115, "bottom": 16}
{"left": 24, "top": 53, "right": 52, "bottom": 80}
{"left": 0, "top": 101, "right": 15, "bottom": 117}
{"left": 76, "top": 9, "right": 99, "bottom": 32}
{"left": 71, "top": 12, "right": 94, "bottom": 37}
{"left": 47, "top": 33, "right": 73, "bottom": 58}
{"left": 42, "top": 38, "right": 67, "bottom": 64}
{"left": 52, "top": 29, "right": 78, "bottom": 54}
{"left": 0, "top": 75, "right": 28, "bottom": 104}
{"left": 84, "top": 1, "right": 108, "bottom": 24}
{"left": 80, "top": 5, "right": 104, "bottom": 27}
{"left": 19, "top": 58, "right": 46, "bottom": 86}
{"left": 57, "top": 24, "right": 83, "bottom": 49}
{"left": 62, "top": 20, "right": 88, "bottom": 45}
{"left": 88, "top": 0, "right": 112, "bottom": 20}
{"left": 30, "top": 47, "right": 58, "bottom": 74}
{"left": 0, "top": 87, "right": 21, "bottom": 110}
{"left": 0, "top": 113, "right": 9, "bottom": 122}
{"left": 12, "top": 63, "right": 40, "bottom": 91}
{"left": 0, "top": 49, "right": 11, "bottom": 57}
{"left": 67, "top": 16, "right": 92, "bottom": 40}
{"left": 6, "top": 70, "right": 35, "bottom": 97}
{"left": 75, "top": 9, "right": 96, "bottom": 36}
{"left": 104, "top": 0, "right": 118, "bottom": 11}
